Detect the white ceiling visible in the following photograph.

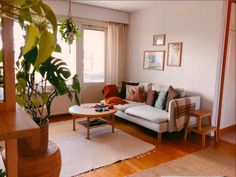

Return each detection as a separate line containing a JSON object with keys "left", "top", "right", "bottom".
{"left": 71, "top": 1, "right": 158, "bottom": 12}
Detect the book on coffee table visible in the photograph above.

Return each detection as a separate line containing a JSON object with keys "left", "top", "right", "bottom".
{"left": 77, "top": 119, "right": 107, "bottom": 128}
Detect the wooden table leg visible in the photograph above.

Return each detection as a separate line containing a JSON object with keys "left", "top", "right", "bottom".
{"left": 112, "top": 114, "right": 115, "bottom": 133}
{"left": 87, "top": 117, "right": 90, "bottom": 139}
{"left": 198, "top": 116, "right": 202, "bottom": 131}
{"left": 208, "top": 115, "right": 212, "bottom": 126}
{"left": 202, "top": 133, "right": 205, "bottom": 147}
{"left": 5, "top": 139, "right": 18, "bottom": 177}
{"left": 215, "top": 129, "right": 219, "bottom": 142}
{"left": 184, "top": 116, "right": 190, "bottom": 141}
{"left": 73, "top": 115, "right": 76, "bottom": 131}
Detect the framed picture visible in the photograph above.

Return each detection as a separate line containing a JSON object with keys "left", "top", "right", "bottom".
{"left": 143, "top": 50, "right": 165, "bottom": 70}
{"left": 167, "top": 42, "right": 183, "bottom": 66}
{"left": 153, "top": 34, "right": 166, "bottom": 46}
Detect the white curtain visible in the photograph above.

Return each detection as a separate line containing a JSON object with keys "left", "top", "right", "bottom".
{"left": 106, "top": 22, "right": 127, "bottom": 85}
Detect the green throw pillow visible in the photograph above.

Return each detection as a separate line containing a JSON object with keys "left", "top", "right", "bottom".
{"left": 154, "top": 91, "right": 167, "bottom": 110}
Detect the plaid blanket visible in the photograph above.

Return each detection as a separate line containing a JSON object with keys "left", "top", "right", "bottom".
{"left": 173, "top": 98, "right": 196, "bottom": 130}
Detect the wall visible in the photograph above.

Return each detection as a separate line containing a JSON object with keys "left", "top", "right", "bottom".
{"left": 220, "top": 2, "right": 235, "bottom": 128}
{"left": 125, "top": 1, "right": 225, "bottom": 125}
{"left": 45, "top": 0, "right": 129, "bottom": 24}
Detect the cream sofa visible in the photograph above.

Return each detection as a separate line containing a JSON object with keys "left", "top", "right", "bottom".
{"left": 113, "top": 83, "right": 201, "bottom": 143}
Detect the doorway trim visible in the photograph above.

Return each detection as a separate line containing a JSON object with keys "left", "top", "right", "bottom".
{"left": 217, "top": 0, "right": 236, "bottom": 135}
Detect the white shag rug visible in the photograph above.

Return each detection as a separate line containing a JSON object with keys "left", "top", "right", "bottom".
{"left": 49, "top": 120, "right": 155, "bottom": 177}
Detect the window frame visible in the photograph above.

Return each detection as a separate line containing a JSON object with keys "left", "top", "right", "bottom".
{"left": 82, "top": 24, "right": 107, "bottom": 84}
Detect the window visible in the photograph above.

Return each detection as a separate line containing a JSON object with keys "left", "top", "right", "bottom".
{"left": 83, "top": 28, "right": 105, "bottom": 83}
{"left": 13, "top": 23, "right": 76, "bottom": 85}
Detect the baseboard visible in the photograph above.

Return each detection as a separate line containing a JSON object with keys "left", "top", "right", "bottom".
{"left": 50, "top": 113, "right": 71, "bottom": 118}
{"left": 219, "top": 124, "right": 236, "bottom": 135}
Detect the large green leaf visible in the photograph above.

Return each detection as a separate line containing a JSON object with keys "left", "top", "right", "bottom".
{"left": 22, "top": 24, "right": 39, "bottom": 55}
{"left": 74, "top": 92, "right": 80, "bottom": 105}
{"left": 35, "top": 30, "right": 55, "bottom": 67}
{"left": 18, "top": 8, "right": 32, "bottom": 22}
{"left": 40, "top": 93, "right": 49, "bottom": 104}
{"left": 20, "top": 0, "right": 39, "bottom": 9}
{"left": 72, "top": 75, "right": 80, "bottom": 105}
{"left": 54, "top": 44, "right": 61, "bottom": 53}
{"left": 23, "top": 46, "right": 38, "bottom": 65}
{"left": 16, "top": 95, "right": 26, "bottom": 107}
{"left": 17, "top": 77, "right": 27, "bottom": 88}
{"left": 39, "top": 1, "right": 57, "bottom": 34}
{"left": 39, "top": 57, "right": 71, "bottom": 80}
{"left": 72, "top": 74, "right": 81, "bottom": 93}
{"left": 30, "top": 3, "right": 42, "bottom": 15}
{"left": 7, "top": 0, "right": 26, "bottom": 5}
{"left": 31, "top": 97, "right": 41, "bottom": 107}
{"left": 39, "top": 57, "right": 71, "bottom": 95}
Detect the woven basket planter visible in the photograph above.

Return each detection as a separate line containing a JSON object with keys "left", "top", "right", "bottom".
{"left": 18, "top": 141, "right": 61, "bottom": 177}
{"left": 18, "top": 121, "right": 48, "bottom": 156}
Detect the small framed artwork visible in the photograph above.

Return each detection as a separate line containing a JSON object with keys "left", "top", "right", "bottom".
{"left": 167, "top": 42, "right": 183, "bottom": 66}
{"left": 143, "top": 50, "right": 165, "bottom": 70}
{"left": 153, "top": 34, "right": 166, "bottom": 46}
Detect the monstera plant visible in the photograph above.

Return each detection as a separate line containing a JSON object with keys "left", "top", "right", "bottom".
{"left": 0, "top": 0, "right": 81, "bottom": 156}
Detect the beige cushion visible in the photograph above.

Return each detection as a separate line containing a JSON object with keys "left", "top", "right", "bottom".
{"left": 125, "top": 105, "right": 168, "bottom": 123}
{"left": 138, "top": 82, "right": 152, "bottom": 93}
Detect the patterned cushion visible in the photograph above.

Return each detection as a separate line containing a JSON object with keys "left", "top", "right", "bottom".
{"left": 126, "top": 85, "right": 140, "bottom": 100}
{"left": 119, "top": 81, "right": 139, "bottom": 99}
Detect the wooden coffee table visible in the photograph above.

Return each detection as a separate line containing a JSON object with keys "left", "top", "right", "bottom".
{"left": 69, "top": 104, "right": 117, "bottom": 139}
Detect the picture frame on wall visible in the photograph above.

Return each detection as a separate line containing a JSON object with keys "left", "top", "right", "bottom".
{"left": 143, "top": 50, "right": 165, "bottom": 70}
{"left": 153, "top": 34, "right": 166, "bottom": 46}
{"left": 167, "top": 42, "right": 183, "bottom": 66}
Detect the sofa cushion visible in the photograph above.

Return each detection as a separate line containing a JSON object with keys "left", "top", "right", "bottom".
{"left": 126, "top": 85, "right": 141, "bottom": 100}
{"left": 145, "top": 90, "right": 156, "bottom": 106}
{"left": 165, "top": 85, "right": 180, "bottom": 111}
{"left": 129, "top": 87, "right": 146, "bottom": 102}
{"left": 154, "top": 90, "right": 167, "bottom": 109}
{"left": 139, "top": 82, "right": 152, "bottom": 93}
{"left": 125, "top": 105, "right": 168, "bottom": 123}
{"left": 152, "top": 83, "right": 185, "bottom": 97}
{"left": 114, "top": 100, "right": 145, "bottom": 112}
{"left": 120, "top": 81, "right": 139, "bottom": 99}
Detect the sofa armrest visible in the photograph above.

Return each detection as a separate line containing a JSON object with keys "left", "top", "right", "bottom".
{"left": 167, "top": 96, "right": 201, "bottom": 132}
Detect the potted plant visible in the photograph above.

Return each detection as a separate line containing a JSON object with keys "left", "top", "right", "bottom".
{"left": 0, "top": 146, "right": 6, "bottom": 177}
{"left": 0, "top": 169, "right": 6, "bottom": 177}
{"left": 0, "top": 0, "right": 81, "bottom": 156}
{"left": 59, "top": 17, "right": 81, "bottom": 45}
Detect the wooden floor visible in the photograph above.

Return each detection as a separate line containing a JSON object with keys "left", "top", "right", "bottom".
{"left": 50, "top": 115, "right": 236, "bottom": 177}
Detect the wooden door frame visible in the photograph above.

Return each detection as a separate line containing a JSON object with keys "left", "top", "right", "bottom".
{"left": 0, "top": 13, "right": 16, "bottom": 111}
{"left": 217, "top": 0, "right": 235, "bottom": 134}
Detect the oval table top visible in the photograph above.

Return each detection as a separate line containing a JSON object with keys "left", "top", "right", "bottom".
{"left": 69, "top": 103, "right": 117, "bottom": 117}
